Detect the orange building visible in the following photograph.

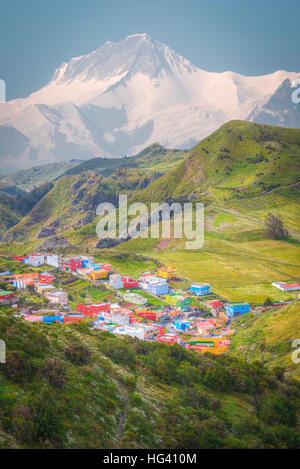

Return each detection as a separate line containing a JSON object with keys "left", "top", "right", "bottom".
{"left": 13, "top": 273, "right": 39, "bottom": 281}
{"left": 156, "top": 266, "right": 178, "bottom": 280}
{"left": 64, "top": 314, "right": 85, "bottom": 324}
{"left": 13, "top": 273, "right": 39, "bottom": 290}
{"left": 86, "top": 269, "right": 108, "bottom": 281}
{"left": 186, "top": 336, "right": 231, "bottom": 355}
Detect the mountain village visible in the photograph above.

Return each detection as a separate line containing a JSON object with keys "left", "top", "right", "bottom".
{"left": 1, "top": 250, "right": 299, "bottom": 357}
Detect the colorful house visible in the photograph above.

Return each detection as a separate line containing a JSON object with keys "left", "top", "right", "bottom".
{"left": 174, "top": 319, "right": 190, "bottom": 331}
{"left": 165, "top": 293, "right": 191, "bottom": 310}
{"left": 272, "top": 282, "right": 300, "bottom": 292}
{"left": 46, "top": 254, "right": 59, "bottom": 268}
{"left": 24, "top": 315, "right": 43, "bottom": 322}
{"left": 42, "top": 315, "right": 64, "bottom": 324}
{"left": 23, "top": 253, "right": 45, "bottom": 267}
{"left": 97, "top": 263, "right": 113, "bottom": 272}
{"left": 122, "top": 277, "right": 138, "bottom": 288}
{"left": 164, "top": 293, "right": 181, "bottom": 306}
{"left": 39, "top": 272, "right": 55, "bottom": 284}
{"left": 64, "top": 314, "right": 85, "bottom": 324}
{"left": 77, "top": 303, "right": 110, "bottom": 318}
{"left": 77, "top": 268, "right": 93, "bottom": 276}
{"left": 115, "top": 324, "right": 155, "bottom": 340}
{"left": 190, "top": 283, "right": 211, "bottom": 296}
{"left": 155, "top": 334, "right": 179, "bottom": 344}
{"left": 88, "top": 269, "right": 109, "bottom": 281}
{"left": 136, "top": 310, "right": 158, "bottom": 322}
{"left": 61, "top": 256, "right": 94, "bottom": 272}
{"left": 150, "top": 323, "right": 166, "bottom": 336}
{"left": 36, "top": 283, "right": 56, "bottom": 294}
{"left": 70, "top": 258, "right": 83, "bottom": 272}
{"left": 225, "top": 303, "right": 250, "bottom": 318}
{"left": 140, "top": 276, "right": 169, "bottom": 296}
{"left": 0, "top": 290, "right": 15, "bottom": 304}
{"left": 109, "top": 274, "right": 138, "bottom": 289}
{"left": 207, "top": 300, "right": 223, "bottom": 310}
{"left": 111, "top": 311, "right": 131, "bottom": 326}
{"left": 12, "top": 273, "right": 39, "bottom": 290}
{"left": 45, "top": 290, "right": 68, "bottom": 305}
{"left": 12, "top": 256, "right": 27, "bottom": 262}
{"left": 186, "top": 335, "right": 231, "bottom": 355}
{"left": 156, "top": 266, "right": 178, "bottom": 280}
{"left": 194, "top": 318, "right": 218, "bottom": 333}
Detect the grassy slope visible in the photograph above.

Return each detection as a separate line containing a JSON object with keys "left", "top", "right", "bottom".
{"left": 0, "top": 160, "right": 82, "bottom": 191}
{"left": 1, "top": 121, "right": 300, "bottom": 303}
{"left": 62, "top": 143, "right": 188, "bottom": 177}
{"left": 1, "top": 305, "right": 300, "bottom": 449}
{"left": 109, "top": 121, "right": 300, "bottom": 304}
{"left": 2, "top": 145, "right": 187, "bottom": 243}
{"left": 139, "top": 246, "right": 300, "bottom": 304}
{"left": 135, "top": 120, "right": 300, "bottom": 201}
{"left": 0, "top": 205, "right": 20, "bottom": 239}
{"left": 230, "top": 303, "right": 300, "bottom": 380}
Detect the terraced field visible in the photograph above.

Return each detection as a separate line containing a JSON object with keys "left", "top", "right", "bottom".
{"left": 226, "top": 192, "right": 280, "bottom": 210}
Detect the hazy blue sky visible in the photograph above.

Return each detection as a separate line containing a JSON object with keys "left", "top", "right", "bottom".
{"left": 1, "top": 0, "right": 300, "bottom": 100}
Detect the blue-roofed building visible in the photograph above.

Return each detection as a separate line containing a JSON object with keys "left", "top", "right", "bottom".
{"left": 190, "top": 283, "right": 211, "bottom": 296}
{"left": 174, "top": 320, "right": 190, "bottom": 331}
{"left": 42, "top": 316, "right": 64, "bottom": 324}
{"left": 225, "top": 303, "right": 250, "bottom": 318}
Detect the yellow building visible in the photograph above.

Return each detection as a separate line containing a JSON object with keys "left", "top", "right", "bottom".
{"left": 187, "top": 336, "right": 231, "bottom": 355}
{"left": 36, "top": 284, "right": 56, "bottom": 294}
{"left": 201, "top": 346, "right": 230, "bottom": 355}
{"left": 156, "top": 266, "right": 178, "bottom": 280}
{"left": 87, "top": 269, "right": 108, "bottom": 281}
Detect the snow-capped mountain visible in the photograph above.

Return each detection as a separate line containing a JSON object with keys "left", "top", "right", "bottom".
{"left": 0, "top": 33, "right": 300, "bottom": 172}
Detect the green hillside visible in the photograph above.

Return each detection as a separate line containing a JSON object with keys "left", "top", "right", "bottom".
{"left": 133, "top": 120, "right": 300, "bottom": 202}
{"left": 0, "top": 205, "right": 20, "bottom": 239}
{"left": 1, "top": 121, "right": 300, "bottom": 304}
{"left": 0, "top": 122, "right": 300, "bottom": 449}
{"left": 62, "top": 156, "right": 126, "bottom": 177}
{"left": 1, "top": 144, "right": 187, "bottom": 243}
{"left": 0, "top": 183, "right": 54, "bottom": 240}
{"left": 230, "top": 303, "right": 300, "bottom": 380}
{"left": 111, "top": 121, "right": 300, "bottom": 303}
{"left": 0, "top": 305, "right": 300, "bottom": 449}
{"left": 0, "top": 160, "right": 83, "bottom": 191}
{"left": 62, "top": 144, "right": 188, "bottom": 177}
{"left": 1, "top": 169, "right": 162, "bottom": 243}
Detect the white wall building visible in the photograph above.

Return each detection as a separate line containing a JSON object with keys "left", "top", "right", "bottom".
{"left": 109, "top": 274, "right": 124, "bottom": 289}
{"left": 46, "top": 254, "right": 59, "bottom": 268}
{"left": 45, "top": 290, "right": 68, "bottom": 305}
{"left": 25, "top": 254, "right": 45, "bottom": 267}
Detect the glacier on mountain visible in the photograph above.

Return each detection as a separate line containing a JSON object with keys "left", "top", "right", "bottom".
{"left": 0, "top": 33, "right": 299, "bottom": 171}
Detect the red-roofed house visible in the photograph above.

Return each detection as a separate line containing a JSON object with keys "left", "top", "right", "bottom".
{"left": 207, "top": 300, "right": 224, "bottom": 310}
{"left": 194, "top": 318, "right": 218, "bottom": 332}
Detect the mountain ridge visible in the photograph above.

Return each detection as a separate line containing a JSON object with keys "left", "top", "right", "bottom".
{"left": 2, "top": 120, "right": 300, "bottom": 246}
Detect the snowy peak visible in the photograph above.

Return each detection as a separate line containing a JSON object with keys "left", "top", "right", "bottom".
{"left": 0, "top": 34, "right": 300, "bottom": 172}
{"left": 50, "top": 33, "right": 195, "bottom": 86}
